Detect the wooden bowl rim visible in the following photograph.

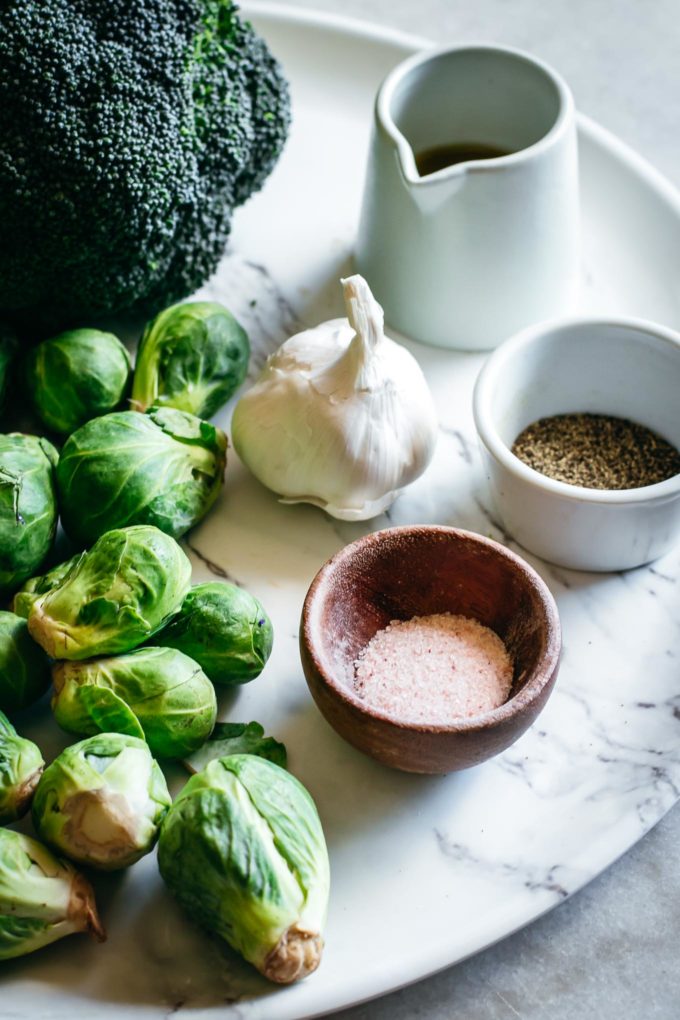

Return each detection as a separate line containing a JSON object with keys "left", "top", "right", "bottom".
{"left": 301, "top": 525, "right": 562, "bottom": 735}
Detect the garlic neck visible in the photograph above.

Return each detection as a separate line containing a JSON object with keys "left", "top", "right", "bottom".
{"left": 338, "top": 274, "right": 385, "bottom": 390}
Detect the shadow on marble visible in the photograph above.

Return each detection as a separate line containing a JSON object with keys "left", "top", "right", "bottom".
{"left": 292, "top": 248, "right": 354, "bottom": 327}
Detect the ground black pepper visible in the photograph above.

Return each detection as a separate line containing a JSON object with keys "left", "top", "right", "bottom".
{"left": 511, "top": 413, "right": 680, "bottom": 490}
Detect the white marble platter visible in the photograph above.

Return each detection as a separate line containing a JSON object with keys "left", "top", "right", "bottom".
{"left": 7, "top": 4, "right": 680, "bottom": 1018}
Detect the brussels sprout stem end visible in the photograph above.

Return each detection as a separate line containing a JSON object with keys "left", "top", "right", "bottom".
{"left": 69, "top": 871, "right": 106, "bottom": 942}
{"left": 262, "top": 926, "right": 323, "bottom": 984}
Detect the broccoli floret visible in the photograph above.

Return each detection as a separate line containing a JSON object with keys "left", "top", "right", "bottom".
{"left": 0, "top": 0, "right": 290, "bottom": 324}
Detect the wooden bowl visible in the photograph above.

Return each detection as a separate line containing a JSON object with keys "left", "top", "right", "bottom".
{"left": 300, "top": 526, "right": 561, "bottom": 774}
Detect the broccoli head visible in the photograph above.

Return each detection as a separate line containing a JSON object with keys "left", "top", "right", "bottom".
{"left": 0, "top": 1, "right": 290, "bottom": 325}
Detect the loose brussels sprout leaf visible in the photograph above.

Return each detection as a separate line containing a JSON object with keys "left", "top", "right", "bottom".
{"left": 28, "top": 525, "right": 191, "bottom": 660}
{"left": 56, "top": 408, "right": 227, "bottom": 546}
{"left": 132, "top": 301, "right": 250, "bottom": 420}
{"left": 0, "top": 325, "right": 17, "bottom": 415}
{"left": 33, "top": 732, "right": 171, "bottom": 871}
{"left": 184, "top": 722, "right": 287, "bottom": 774}
{"left": 11, "top": 553, "right": 84, "bottom": 619}
{"left": 26, "top": 328, "right": 131, "bottom": 436}
{"left": 53, "top": 647, "right": 217, "bottom": 758}
{"left": 0, "top": 433, "right": 58, "bottom": 596}
{"left": 0, "top": 828, "right": 104, "bottom": 959}
{"left": 0, "top": 710, "right": 44, "bottom": 822}
{"left": 0, "top": 611, "right": 51, "bottom": 712}
{"left": 156, "top": 582, "right": 273, "bottom": 685}
{"left": 158, "top": 754, "right": 330, "bottom": 984}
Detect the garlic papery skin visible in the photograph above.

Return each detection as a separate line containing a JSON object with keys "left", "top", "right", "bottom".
{"left": 231, "top": 275, "right": 438, "bottom": 520}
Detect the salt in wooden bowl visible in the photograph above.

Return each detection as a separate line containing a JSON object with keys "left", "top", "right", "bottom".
{"left": 300, "top": 525, "right": 561, "bottom": 774}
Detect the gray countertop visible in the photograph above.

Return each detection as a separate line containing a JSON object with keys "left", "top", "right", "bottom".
{"left": 263, "top": 1, "right": 680, "bottom": 1016}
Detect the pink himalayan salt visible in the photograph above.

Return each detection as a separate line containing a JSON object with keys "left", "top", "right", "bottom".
{"left": 353, "top": 613, "right": 513, "bottom": 724}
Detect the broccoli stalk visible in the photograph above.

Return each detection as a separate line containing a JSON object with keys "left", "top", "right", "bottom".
{"left": 0, "top": 1, "right": 290, "bottom": 326}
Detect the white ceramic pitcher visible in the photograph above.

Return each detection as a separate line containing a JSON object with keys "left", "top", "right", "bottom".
{"left": 355, "top": 44, "right": 580, "bottom": 351}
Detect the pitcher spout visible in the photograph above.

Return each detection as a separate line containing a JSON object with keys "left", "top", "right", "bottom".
{"left": 393, "top": 140, "right": 468, "bottom": 213}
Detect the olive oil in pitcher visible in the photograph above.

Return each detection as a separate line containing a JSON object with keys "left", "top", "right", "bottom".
{"left": 415, "top": 141, "right": 511, "bottom": 176}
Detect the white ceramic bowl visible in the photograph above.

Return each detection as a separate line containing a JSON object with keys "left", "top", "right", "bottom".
{"left": 472, "top": 317, "right": 680, "bottom": 571}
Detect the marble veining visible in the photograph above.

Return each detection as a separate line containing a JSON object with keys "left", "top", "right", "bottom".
{"left": 183, "top": 536, "right": 244, "bottom": 587}
{"left": 433, "top": 829, "right": 573, "bottom": 899}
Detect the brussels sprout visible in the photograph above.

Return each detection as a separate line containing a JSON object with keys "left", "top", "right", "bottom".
{"left": 156, "top": 582, "right": 273, "bottom": 686}
{"left": 33, "top": 733, "right": 171, "bottom": 871}
{"left": 52, "top": 647, "right": 217, "bottom": 758}
{"left": 56, "top": 407, "right": 227, "bottom": 546}
{"left": 26, "top": 328, "right": 131, "bottom": 436}
{"left": 28, "top": 525, "right": 191, "bottom": 661}
{"left": 0, "top": 711, "right": 44, "bottom": 822}
{"left": 0, "top": 433, "right": 58, "bottom": 596}
{"left": 11, "top": 553, "right": 84, "bottom": 620}
{"left": 132, "top": 301, "right": 250, "bottom": 419}
{"left": 0, "top": 829, "right": 104, "bottom": 959}
{"left": 0, "top": 325, "right": 17, "bottom": 414}
{"left": 0, "top": 611, "right": 51, "bottom": 712}
{"left": 158, "top": 755, "right": 330, "bottom": 984}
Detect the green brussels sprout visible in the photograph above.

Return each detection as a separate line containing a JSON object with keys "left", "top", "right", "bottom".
{"left": 26, "top": 328, "right": 131, "bottom": 436}
{"left": 56, "top": 407, "right": 227, "bottom": 546}
{"left": 0, "top": 433, "right": 58, "bottom": 596}
{"left": 158, "top": 755, "right": 330, "bottom": 985}
{"left": 0, "top": 324, "right": 17, "bottom": 414}
{"left": 28, "top": 525, "right": 191, "bottom": 661}
{"left": 33, "top": 733, "right": 171, "bottom": 871}
{"left": 11, "top": 553, "right": 84, "bottom": 620}
{"left": 0, "top": 611, "right": 51, "bottom": 712}
{"left": 0, "top": 711, "right": 44, "bottom": 822}
{"left": 132, "top": 301, "right": 250, "bottom": 420}
{"left": 0, "top": 828, "right": 104, "bottom": 959}
{"left": 155, "top": 582, "right": 273, "bottom": 686}
{"left": 52, "top": 647, "right": 217, "bottom": 758}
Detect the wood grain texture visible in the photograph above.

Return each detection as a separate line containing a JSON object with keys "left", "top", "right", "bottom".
{"left": 301, "top": 526, "right": 561, "bottom": 773}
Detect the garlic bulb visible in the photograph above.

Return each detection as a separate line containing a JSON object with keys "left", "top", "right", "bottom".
{"left": 231, "top": 275, "right": 438, "bottom": 520}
